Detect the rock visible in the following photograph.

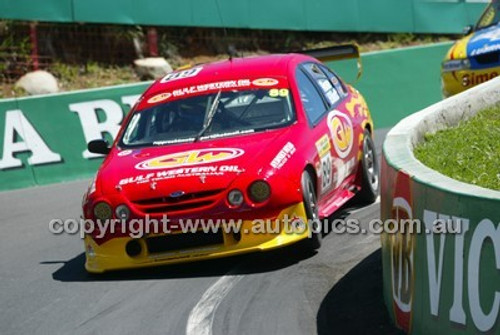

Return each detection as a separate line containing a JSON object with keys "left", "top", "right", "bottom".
{"left": 134, "top": 57, "right": 173, "bottom": 80}
{"left": 15, "top": 70, "right": 59, "bottom": 95}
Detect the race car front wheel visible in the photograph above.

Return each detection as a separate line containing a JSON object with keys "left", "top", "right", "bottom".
{"left": 358, "top": 129, "right": 380, "bottom": 204}
{"left": 301, "top": 171, "right": 322, "bottom": 251}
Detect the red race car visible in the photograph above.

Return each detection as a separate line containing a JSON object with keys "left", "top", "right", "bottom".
{"left": 82, "top": 45, "right": 379, "bottom": 273}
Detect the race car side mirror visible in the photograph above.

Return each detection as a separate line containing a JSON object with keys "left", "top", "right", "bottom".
{"left": 88, "top": 139, "right": 111, "bottom": 155}
{"left": 463, "top": 25, "right": 474, "bottom": 36}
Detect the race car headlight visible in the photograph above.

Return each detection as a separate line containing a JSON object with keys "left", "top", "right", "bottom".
{"left": 115, "top": 204, "right": 130, "bottom": 220}
{"left": 227, "top": 189, "right": 244, "bottom": 207}
{"left": 442, "top": 59, "right": 470, "bottom": 72}
{"left": 93, "top": 202, "right": 112, "bottom": 221}
{"left": 248, "top": 180, "right": 271, "bottom": 203}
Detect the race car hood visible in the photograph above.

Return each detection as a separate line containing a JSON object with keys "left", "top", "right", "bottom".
{"left": 467, "top": 23, "right": 500, "bottom": 58}
{"left": 445, "top": 24, "right": 500, "bottom": 65}
{"left": 97, "top": 127, "right": 294, "bottom": 201}
{"left": 445, "top": 34, "right": 472, "bottom": 61}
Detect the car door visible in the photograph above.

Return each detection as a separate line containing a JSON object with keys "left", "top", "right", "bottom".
{"left": 313, "top": 64, "right": 359, "bottom": 193}
{"left": 296, "top": 62, "right": 353, "bottom": 208}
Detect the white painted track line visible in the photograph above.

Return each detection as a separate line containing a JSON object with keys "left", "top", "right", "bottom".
{"left": 186, "top": 272, "right": 244, "bottom": 335}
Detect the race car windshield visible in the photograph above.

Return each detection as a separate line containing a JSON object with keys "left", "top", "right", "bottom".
{"left": 476, "top": 2, "right": 500, "bottom": 30}
{"left": 120, "top": 88, "right": 295, "bottom": 147}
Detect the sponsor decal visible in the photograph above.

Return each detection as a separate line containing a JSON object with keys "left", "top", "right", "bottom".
{"left": 315, "top": 135, "right": 331, "bottom": 158}
{"left": 119, "top": 165, "right": 243, "bottom": 185}
{"left": 117, "top": 150, "right": 133, "bottom": 157}
{"left": 252, "top": 78, "right": 279, "bottom": 87}
{"left": 462, "top": 72, "right": 498, "bottom": 87}
{"left": 333, "top": 157, "right": 355, "bottom": 189}
{"left": 327, "top": 110, "right": 354, "bottom": 159}
{"left": 152, "top": 130, "right": 255, "bottom": 146}
{"left": 470, "top": 43, "right": 500, "bottom": 57}
{"left": 160, "top": 66, "right": 203, "bottom": 83}
{"left": 269, "top": 88, "right": 289, "bottom": 98}
{"left": 169, "top": 79, "right": 251, "bottom": 99}
{"left": 468, "top": 25, "right": 500, "bottom": 56}
{"left": 270, "top": 142, "right": 296, "bottom": 169}
{"left": 442, "top": 59, "right": 470, "bottom": 73}
{"left": 135, "top": 148, "right": 244, "bottom": 170}
{"left": 470, "top": 26, "right": 500, "bottom": 44}
{"left": 153, "top": 138, "right": 194, "bottom": 146}
{"left": 390, "top": 171, "right": 414, "bottom": 333}
{"left": 315, "top": 135, "right": 333, "bottom": 193}
{"left": 199, "top": 129, "right": 255, "bottom": 141}
{"left": 147, "top": 92, "right": 172, "bottom": 104}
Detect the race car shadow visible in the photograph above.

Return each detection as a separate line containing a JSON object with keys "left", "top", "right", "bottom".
{"left": 47, "top": 242, "right": 318, "bottom": 282}
{"left": 322, "top": 196, "right": 380, "bottom": 237}
{"left": 316, "top": 249, "right": 404, "bottom": 335}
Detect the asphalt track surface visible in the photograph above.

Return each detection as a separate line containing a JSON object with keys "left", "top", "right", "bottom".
{"left": 0, "top": 128, "right": 403, "bottom": 335}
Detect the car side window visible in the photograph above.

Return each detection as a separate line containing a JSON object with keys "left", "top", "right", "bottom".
{"left": 319, "top": 64, "right": 348, "bottom": 97}
{"left": 303, "top": 63, "right": 342, "bottom": 107}
{"left": 295, "top": 68, "right": 327, "bottom": 126}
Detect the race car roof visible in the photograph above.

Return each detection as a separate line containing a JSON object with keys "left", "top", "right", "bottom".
{"left": 140, "top": 53, "right": 313, "bottom": 102}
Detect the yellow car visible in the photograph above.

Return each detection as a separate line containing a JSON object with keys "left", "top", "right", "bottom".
{"left": 442, "top": 0, "right": 500, "bottom": 97}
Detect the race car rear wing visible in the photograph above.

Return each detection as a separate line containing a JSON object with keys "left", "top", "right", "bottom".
{"left": 295, "top": 44, "right": 363, "bottom": 82}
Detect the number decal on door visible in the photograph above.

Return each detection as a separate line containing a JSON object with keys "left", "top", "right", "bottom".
{"left": 315, "top": 135, "right": 333, "bottom": 194}
{"left": 320, "top": 153, "right": 333, "bottom": 191}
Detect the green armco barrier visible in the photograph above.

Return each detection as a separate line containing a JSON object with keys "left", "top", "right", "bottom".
{"left": 0, "top": 43, "right": 451, "bottom": 191}
{"left": 330, "top": 42, "right": 453, "bottom": 129}
{"left": 0, "top": 0, "right": 488, "bottom": 34}
{"left": 381, "top": 78, "right": 500, "bottom": 334}
{"left": 0, "top": 82, "right": 150, "bottom": 191}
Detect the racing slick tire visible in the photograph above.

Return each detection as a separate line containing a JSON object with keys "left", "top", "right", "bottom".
{"left": 357, "top": 129, "right": 380, "bottom": 204}
{"left": 301, "top": 171, "right": 322, "bottom": 251}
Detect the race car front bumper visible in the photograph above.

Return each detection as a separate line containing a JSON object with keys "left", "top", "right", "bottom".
{"left": 84, "top": 202, "right": 310, "bottom": 273}
{"left": 441, "top": 66, "right": 500, "bottom": 98}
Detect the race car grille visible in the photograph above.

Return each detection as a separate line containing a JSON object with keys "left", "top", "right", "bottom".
{"left": 474, "top": 51, "right": 499, "bottom": 65}
{"left": 146, "top": 230, "right": 224, "bottom": 254}
{"left": 131, "top": 189, "right": 224, "bottom": 214}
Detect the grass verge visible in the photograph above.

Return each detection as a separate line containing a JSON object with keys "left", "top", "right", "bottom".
{"left": 414, "top": 106, "right": 500, "bottom": 191}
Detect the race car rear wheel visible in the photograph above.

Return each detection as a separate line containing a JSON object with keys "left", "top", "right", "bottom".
{"left": 358, "top": 129, "right": 380, "bottom": 204}
{"left": 301, "top": 171, "right": 322, "bottom": 251}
